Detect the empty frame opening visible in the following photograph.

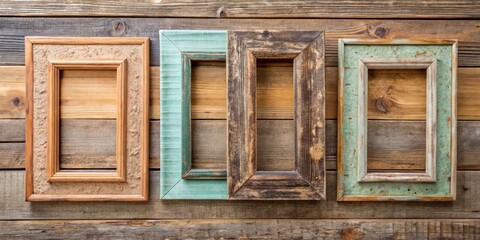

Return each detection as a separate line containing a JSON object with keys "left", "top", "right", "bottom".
{"left": 190, "top": 60, "right": 227, "bottom": 170}
{"left": 256, "top": 59, "right": 295, "bottom": 171}
{"left": 367, "top": 68, "right": 427, "bottom": 173}
{"left": 59, "top": 69, "right": 117, "bottom": 170}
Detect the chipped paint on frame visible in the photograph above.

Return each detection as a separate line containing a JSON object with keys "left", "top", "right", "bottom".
{"left": 337, "top": 39, "right": 457, "bottom": 201}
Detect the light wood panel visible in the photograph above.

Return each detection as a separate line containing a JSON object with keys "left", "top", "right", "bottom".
{"left": 4, "top": 66, "right": 480, "bottom": 120}
{"left": 1, "top": 19, "right": 479, "bottom": 67}
{"left": 60, "top": 69, "right": 117, "bottom": 119}
{"left": 0, "top": 170, "right": 480, "bottom": 219}
{"left": 256, "top": 59, "right": 294, "bottom": 120}
{"left": 1, "top": 219, "right": 479, "bottom": 239}
{"left": 190, "top": 61, "right": 226, "bottom": 120}
{"left": 0, "top": 1, "right": 478, "bottom": 19}
{"left": 368, "top": 68, "right": 426, "bottom": 120}
{"left": 0, "top": 66, "right": 25, "bottom": 118}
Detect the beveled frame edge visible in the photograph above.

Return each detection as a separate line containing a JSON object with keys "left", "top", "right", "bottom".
{"left": 227, "top": 30, "right": 326, "bottom": 200}
{"left": 336, "top": 39, "right": 458, "bottom": 201}
{"left": 357, "top": 58, "right": 437, "bottom": 183}
{"left": 181, "top": 52, "right": 227, "bottom": 180}
{"left": 46, "top": 59, "right": 127, "bottom": 183}
{"left": 25, "top": 37, "right": 150, "bottom": 202}
{"left": 159, "top": 30, "right": 228, "bottom": 200}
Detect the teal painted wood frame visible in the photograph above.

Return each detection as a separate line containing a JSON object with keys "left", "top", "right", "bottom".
{"left": 160, "top": 30, "right": 227, "bottom": 199}
{"left": 337, "top": 39, "right": 457, "bottom": 201}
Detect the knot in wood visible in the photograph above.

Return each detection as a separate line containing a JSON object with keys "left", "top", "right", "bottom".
{"left": 375, "top": 97, "right": 390, "bottom": 113}
{"left": 11, "top": 97, "right": 21, "bottom": 107}
{"left": 111, "top": 20, "right": 126, "bottom": 36}
{"left": 374, "top": 27, "right": 388, "bottom": 38}
{"left": 216, "top": 6, "right": 227, "bottom": 18}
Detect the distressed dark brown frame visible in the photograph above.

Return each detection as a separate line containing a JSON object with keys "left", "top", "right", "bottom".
{"left": 227, "top": 30, "right": 326, "bottom": 200}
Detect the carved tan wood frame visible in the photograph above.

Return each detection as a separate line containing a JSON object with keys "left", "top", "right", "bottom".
{"left": 25, "top": 37, "right": 150, "bottom": 201}
{"left": 358, "top": 58, "right": 437, "bottom": 182}
{"left": 227, "top": 30, "right": 326, "bottom": 200}
{"left": 46, "top": 59, "right": 127, "bottom": 182}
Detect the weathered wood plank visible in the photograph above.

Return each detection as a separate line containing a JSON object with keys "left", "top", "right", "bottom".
{"left": 0, "top": 18, "right": 479, "bottom": 67}
{"left": 0, "top": 170, "right": 480, "bottom": 219}
{"left": 1, "top": 219, "right": 479, "bottom": 239}
{"left": 0, "top": 142, "right": 25, "bottom": 169}
{"left": 0, "top": 119, "right": 24, "bottom": 142}
{"left": 0, "top": 1, "right": 478, "bottom": 19}
{"left": 0, "top": 66, "right": 24, "bottom": 118}
{"left": 3, "top": 66, "right": 480, "bottom": 120}
{"left": 59, "top": 119, "right": 116, "bottom": 169}
{"left": 2, "top": 120, "right": 480, "bottom": 170}
{"left": 367, "top": 121, "right": 426, "bottom": 171}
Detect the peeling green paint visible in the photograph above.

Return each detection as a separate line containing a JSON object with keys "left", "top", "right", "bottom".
{"left": 339, "top": 40, "right": 456, "bottom": 200}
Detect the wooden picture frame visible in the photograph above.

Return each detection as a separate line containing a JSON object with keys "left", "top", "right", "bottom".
{"left": 337, "top": 39, "right": 457, "bottom": 201}
{"left": 25, "top": 37, "right": 150, "bottom": 201}
{"left": 357, "top": 58, "right": 437, "bottom": 183}
{"left": 160, "top": 30, "right": 228, "bottom": 199}
{"left": 227, "top": 30, "right": 326, "bottom": 200}
{"left": 46, "top": 59, "right": 127, "bottom": 183}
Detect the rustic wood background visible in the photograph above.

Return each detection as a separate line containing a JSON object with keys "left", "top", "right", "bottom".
{"left": 1, "top": 1, "right": 480, "bottom": 238}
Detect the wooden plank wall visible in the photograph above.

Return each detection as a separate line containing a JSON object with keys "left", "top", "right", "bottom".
{"left": 1, "top": 1, "right": 480, "bottom": 238}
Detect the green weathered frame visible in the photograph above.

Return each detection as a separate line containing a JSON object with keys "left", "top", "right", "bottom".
{"left": 337, "top": 39, "right": 457, "bottom": 201}
{"left": 160, "top": 30, "right": 227, "bottom": 199}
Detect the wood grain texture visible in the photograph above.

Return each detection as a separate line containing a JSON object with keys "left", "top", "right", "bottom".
{"left": 2, "top": 120, "right": 480, "bottom": 171}
{"left": 160, "top": 30, "right": 227, "bottom": 199}
{"left": 227, "top": 30, "right": 325, "bottom": 200}
{"left": 368, "top": 69, "right": 427, "bottom": 120}
{"left": 4, "top": 66, "right": 480, "bottom": 120}
{"left": 59, "top": 69, "right": 117, "bottom": 119}
{"left": 359, "top": 58, "right": 437, "bottom": 183}
{"left": 1, "top": 170, "right": 480, "bottom": 219}
{"left": 1, "top": 18, "right": 480, "bottom": 67}
{"left": 1, "top": 219, "right": 480, "bottom": 239}
{"left": 0, "top": 1, "right": 479, "bottom": 19}
{"left": 0, "top": 66, "right": 25, "bottom": 118}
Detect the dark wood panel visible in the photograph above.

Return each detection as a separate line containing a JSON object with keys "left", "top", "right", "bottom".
{"left": 0, "top": 170, "right": 479, "bottom": 219}
{"left": 1, "top": 219, "right": 479, "bottom": 239}
{"left": 2, "top": 119, "right": 480, "bottom": 170}
{"left": 0, "top": 1, "right": 478, "bottom": 19}
{"left": 0, "top": 18, "right": 479, "bottom": 67}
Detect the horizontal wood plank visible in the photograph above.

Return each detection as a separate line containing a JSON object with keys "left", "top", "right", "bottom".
{"left": 1, "top": 219, "right": 479, "bottom": 239}
{"left": 59, "top": 119, "right": 116, "bottom": 169}
{"left": 0, "top": 66, "right": 25, "bottom": 118}
{"left": 2, "top": 119, "right": 480, "bottom": 170}
{"left": 59, "top": 69, "right": 118, "bottom": 119}
{"left": 3, "top": 66, "right": 480, "bottom": 120}
{"left": 0, "top": 1, "right": 478, "bottom": 19}
{"left": 0, "top": 18, "right": 479, "bottom": 67}
{"left": 0, "top": 170, "right": 480, "bottom": 219}
{"left": 368, "top": 68, "right": 427, "bottom": 120}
